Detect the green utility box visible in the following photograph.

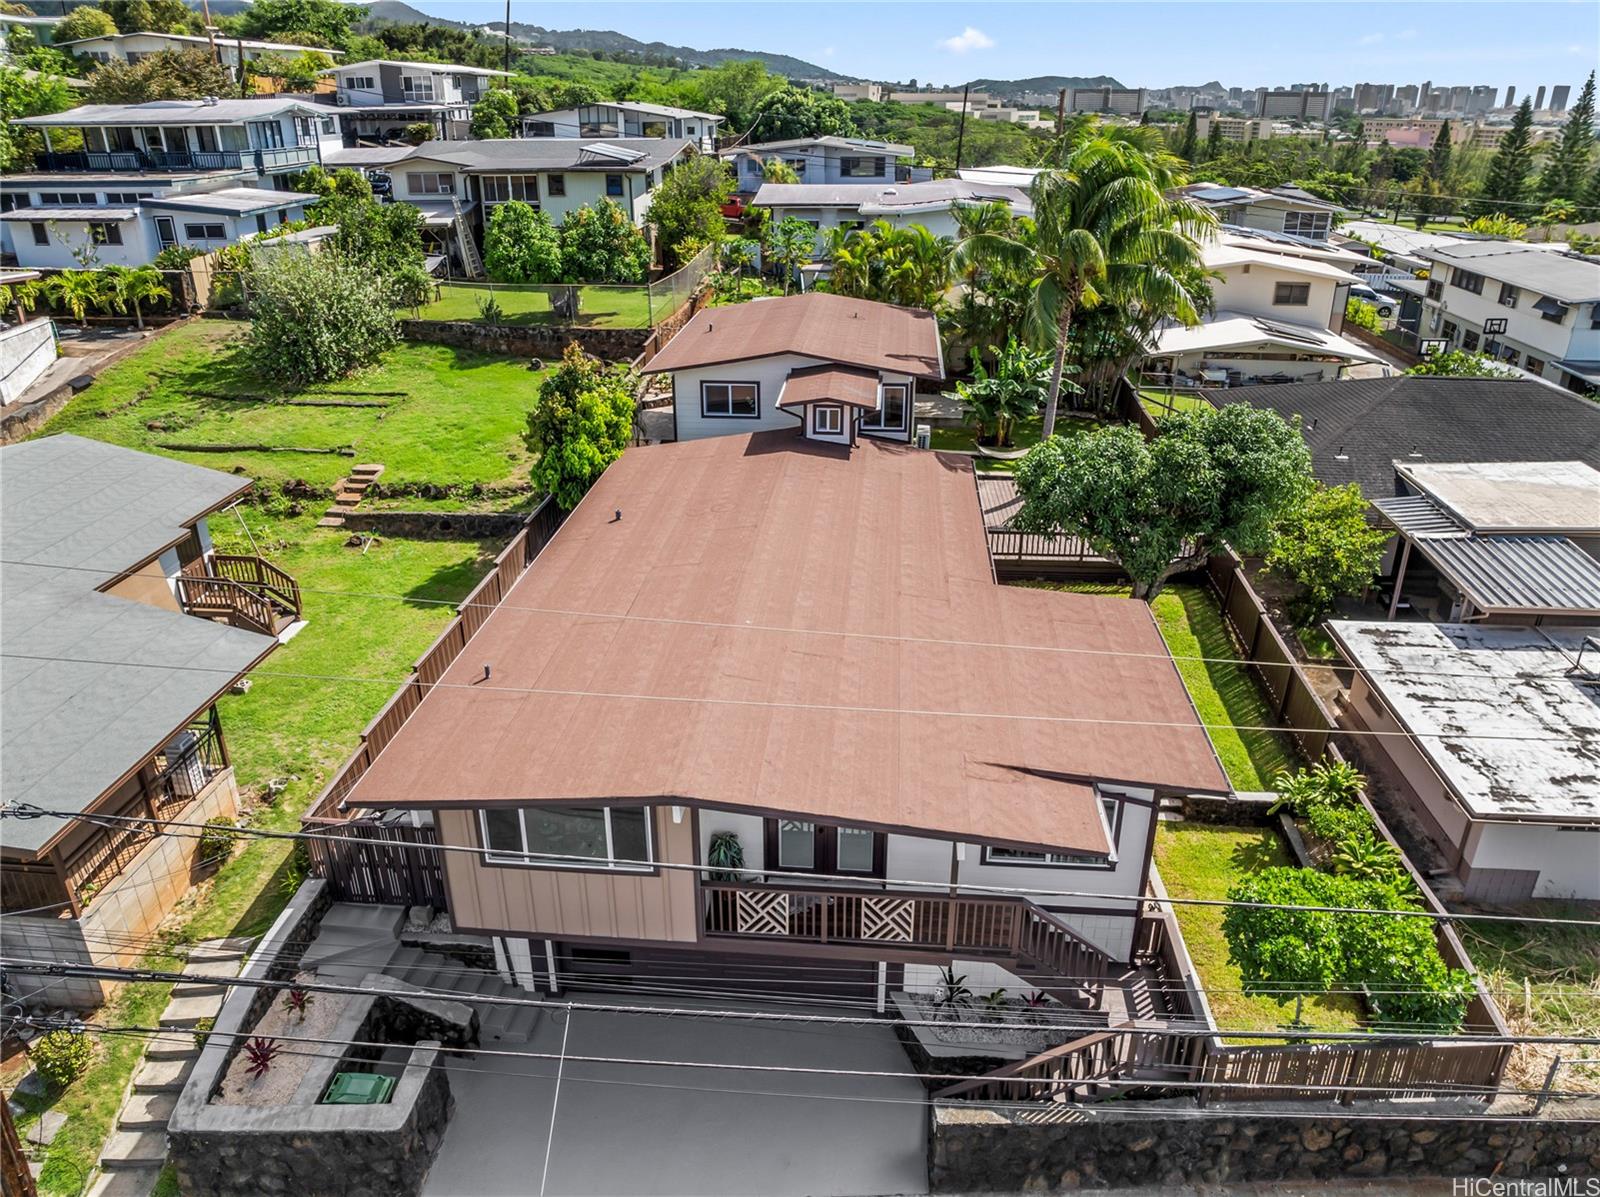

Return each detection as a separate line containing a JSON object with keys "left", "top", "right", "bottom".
{"left": 322, "top": 1071, "right": 396, "bottom": 1105}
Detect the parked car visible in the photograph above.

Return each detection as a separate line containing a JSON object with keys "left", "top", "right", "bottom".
{"left": 1350, "top": 284, "right": 1396, "bottom": 318}
{"left": 366, "top": 170, "right": 393, "bottom": 201}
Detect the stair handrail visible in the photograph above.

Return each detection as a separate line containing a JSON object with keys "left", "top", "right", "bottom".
{"left": 932, "top": 1024, "right": 1130, "bottom": 1101}
{"left": 210, "top": 553, "right": 302, "bottom": 618}
{"left": 175, "top": 574, "right": 275, "bottom": 637}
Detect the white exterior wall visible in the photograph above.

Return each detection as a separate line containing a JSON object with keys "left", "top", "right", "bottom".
{"left": 0, "top": 318, "right": 58, "bottom": 403}
{"left": 7, "top": 218, "right": 155, "bottom": 269}
{"left": 398, "top": 157, "right": 655, "bottom": 228}
{"left": 1419, "top": 255, "right": 1598, "bottom": 381}
{"left": 1235, "top": 200, "right": 1334, "bottom": 240}
{"left": 669, "top": 353, "right": 916, "bottom": 443}
{"left": 1212, "top": 262, "right": 1344, "bottom": 330}
{"left": 1466, "top": 822, "right": 1600, "bottom": 900}
{"left": 762, "top": 203, "right": 963, "bottom": 255}
{"left": 731, "top": 147, "right": 901, "bottom": 190}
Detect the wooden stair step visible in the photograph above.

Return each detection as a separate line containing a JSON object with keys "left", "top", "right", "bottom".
{"left": 351, "top": 464, "right": 384, "bottom": 476}
{"left": 316, "top": 516, "right": 347, "bottom": 528}
{"left": 335, "top": 491, "right": 365, "bottom": 505}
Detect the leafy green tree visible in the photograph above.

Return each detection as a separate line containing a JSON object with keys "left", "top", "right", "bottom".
{"left": 646, "top": 155, "right": 734, "bottom": 270}
{"left": 1176, "top": 110, "right": 1198, "bottom": 162}
{"left": 1014, "top": 404, "right": 1311, "bottom": 599}
{"left": 1585, "top": 161, "right": 1600, "bottom": 216}
{"left": 558, "top": 199, "right": 649, "bottom": 283}
{"left": 953, "top": 123, "right": 1213, "bottom": 437}
{"left": 101, "top": 0, "right": 194, "bottom": 34}
{"left": 1538, "top": 71, "right": 1596, "bottom": 203}
{"left": 1203, "top": 118, "right": 1224, "bottom": 162}
{"left": 100, "top": 264, "right": 171, "bottom": 329}
{"left": 1463, "top": 211, "right": 1527, "bottom": 238}
{"left": 1266, "top": 483, "right": 1390, "bottom": 623}
{"left": 1221, "top": 868, "right": 1345, "bottom": 1024}
{"left": 56, "top": 5, "right": 117, "bottom": 40}
{"left": 244, "top": 250, "right": 397, "bottom": 384}
{"left": 822, "top": 219, "right": 952, "bottom": 309}
{"left": 84, "top": 48, "right": 231, "bottom": 103}
{"left": 765, "top": 215, "right": 816, "bottom": 294}
{"left": 328, "top": 167, "right": 372, "bottom": 200}
{"left": 1471, "top": 97, "right": 1535, "bottom": 217}
{"left": 1427, "top": 119, "right": 1453, "bottom": 183}
{"left": 0, "top": 65, "right": 78, "bottom": 171}
{"left": 247, "top": 49, "right": 334, "bottom": 92}
{"left": 484, "top": 200, "right": 562, "bottom": 283}
{"left": 1343, "top": 297, "right": 1382, "bottom": 332}
{"left": 1407, "top": 349, "right": 1518, "bottom": 378}
{"left": 526, "top": 343, "right": 636, "bottom": 509}
{"left": 761, "top": 157, "right": 799, "bottom": 183}
{"left": 1534, "top": 198, "right": 1577, "bottom": 241}
{"left": 471, "top": 87, "right": 519, "bottom": 139}
{"left": 311, "top": 196, "right": 423, "bottom": 277}
{"left": 954, "top": 337, "right": 1054, "bottom": 447}
{"left": 401, "top": 121, "right": 433, "bottom": 146}
{"left": 233, "top": 0, "right": 360, "bottom": 48}
{"left": 745, "top": 85, "right": 857, "bottom": 143}
{"left": 684, "top": 58, "right": 783, "bottom": 130}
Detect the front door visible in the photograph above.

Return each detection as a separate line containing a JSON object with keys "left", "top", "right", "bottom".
{"left": 765, "top": 820, "right": 886, "bottom": 879}
{"left": 155, "top": 216, "right": 177, "bottom": 250}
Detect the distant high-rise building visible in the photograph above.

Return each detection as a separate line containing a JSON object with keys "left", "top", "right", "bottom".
{"left": 1064, "top": 87, "right": 1148, "bottom": 116}
{"left": 1447, "top": 85, "right": 1471, "bottom": 112}
{"left": 1354, "top": 82, "right": 1395, "bottom": 112}
{"left": 1551, "top": 84, "right": 1571, "bottom": 112}
{"left": 1332, "top": 86, "right": 1355, "bottom": 112}
{"left": 1396, "top": 84, "right": 1419, "bottom": 111}
{"left": 1468, "top": 86, "right": 1496, "bottom": 115}
{"left": 1534, "top": 85, "right": 1546, "bottom": 110}
{"left": 1228, "top": 86, "right": 1243, "bottom": 102}
{"left": 1254, "top": 87, "right": 1331, "bottom": 120}
{"left": 1505, "top": 85, "right": 1516, "bottom": 108}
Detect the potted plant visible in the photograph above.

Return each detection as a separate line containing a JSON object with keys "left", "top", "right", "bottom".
{"left": 706, "top": 831, "right": 745, "bottom": 882}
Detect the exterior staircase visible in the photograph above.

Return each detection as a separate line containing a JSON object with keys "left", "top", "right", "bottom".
{"left": 318, "top": 464, "right": 383, "bottom": 530}
{"left": 451, "top": 198, "right": 484, "bottom": 279}
{"left": 384, "top": 945, "right": 542, "bottom": 1044}
{"left": 88, "top": 940, "right": 249, "bottom": 1196}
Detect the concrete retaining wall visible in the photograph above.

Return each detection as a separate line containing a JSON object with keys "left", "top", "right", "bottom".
{"left": 929, "top": 1106, "right": 1600, "bottom": 1191}
{"left": 0, "top": 318, "right": 58, "bottom": 405}
{"left": 339, "top": 510, "right": 528, "bottom": 540}
{"left": 400, "top": 319, "right": 651, "bottom": 363}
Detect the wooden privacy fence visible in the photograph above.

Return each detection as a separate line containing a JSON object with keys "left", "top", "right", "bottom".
{"left": 1196, "top": 1038, "right": 1513, "bottom": 1105}
{"left": 303, "top": 820, "right": 447, "bottom": 909}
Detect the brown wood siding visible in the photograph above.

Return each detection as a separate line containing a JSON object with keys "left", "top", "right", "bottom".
{"left": 104, "top": 558, "right": 180, "bottom": 613}
{"left": 439, "top": 807, "right": 699, "bottom": 942}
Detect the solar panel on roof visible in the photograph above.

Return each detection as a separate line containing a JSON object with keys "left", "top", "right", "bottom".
{"left": 1253, "top": 318, "right": 1326, "bottom": 346}
{"left": 1193, "top": 186, "right": 1248, "bottom": 201}
{"left": 579, "top": 142, "right": 646, "bottom": 163}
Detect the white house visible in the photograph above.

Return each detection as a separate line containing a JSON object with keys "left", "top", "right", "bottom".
{"left": 3, "top": 98, "right": 335, "bottom": 267}
{"left": 1331, "top": 620, "right": 1600, "bottom": 902}
{"left": 1416, "top": 241, "right": 1600, "bottom": 395}
{"left": 323, "top": 60, "right": 511, "bottom": 142}
{"left": 639, "top": 292, "right": 944, "bottom": 444}
{"left": 1178, "top": 182, "right": 1346, "bottom": 242}
{"left": 55, "top": 31, "right": 339, "bottom": 79}
{"left": 522, "top": 101, "right": 723, "bottom": 152}
{"left": 722, "top": 135, "right": 916, "bottom": 194}
{"left": 750, "top": 178, "right": 1031, "bottom": 251}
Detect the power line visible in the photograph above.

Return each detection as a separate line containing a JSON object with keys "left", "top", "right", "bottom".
{"left": 8, "top": 958, "right": 1593, "bottom": 1048}
{"left": 13, "top": 802, "right": 1599, "bottom": 928}
{"left": 1, "top": 650, "right": 1587, "bottom": 746}
{"left": 2, "top": 556, "right": 1574, "bottom": 686}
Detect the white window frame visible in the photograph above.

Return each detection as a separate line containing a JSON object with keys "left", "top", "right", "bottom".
{"left": 478, "top": 806, "right": 654, "bottom": 872}
{"left": 983, "top": 798, "right": 1121, "bottom": 869}
{"left": 183, "top": 222, "right": 227, "bottom": 240}
{"left": 401, "top": 75, "right": 437, "bottom": 102}
{"left": 862, "top": 381, "right": 909, "bottom": 432}
{"left": 406, "top": 172, "right": 455, "bottom": 196}
{"left": 813, "top": 404, "right": 843, "bottom": 434}
{"left": 1272, "top": 281, "right": 1310, "bottom": 306}
{"left": 344, "top": 75, "right": 376, "bottom": 91}
{"left": 701, "top": 380, "right": 759, "bottom": 418}
{"left": 1281, "top": 210, "right": 1330, "bottom": 239}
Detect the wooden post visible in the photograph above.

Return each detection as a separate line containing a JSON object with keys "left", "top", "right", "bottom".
{"left": 49, "top": 847, "right": 81, "bottom": 919}
{"left": 1388, "top": 538, "right": 1412, "bottom": 620}
{"left": 2, "top": 1095, "right": 37, "bottom": 1197}
{"left": 1533, "top": 1056, "right": 1561, "bottom": 1114}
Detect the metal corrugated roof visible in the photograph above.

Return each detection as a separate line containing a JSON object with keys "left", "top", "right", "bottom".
{"left": 0, "top": 207, "right": 138, "bottom": 222}
{"left": 1411, "top": 534, "right": 1600, "bottom": 614}
{"left": 1372, "top": 494, "right": 1466, "bottom": 537}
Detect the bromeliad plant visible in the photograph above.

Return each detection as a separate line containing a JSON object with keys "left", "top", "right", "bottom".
{"left": 932, "top": 966, "right": 973, "bottom": 1018}
{"left": 284, "top": 988, "right": 314, "bottom": 1022}
{"left": 243, "top": 1036, "right": 281, "bottom": 1078}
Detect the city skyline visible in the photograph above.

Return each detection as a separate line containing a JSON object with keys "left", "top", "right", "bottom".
{"left": 396, "top": 0, "right": 1597, "bottom": 97}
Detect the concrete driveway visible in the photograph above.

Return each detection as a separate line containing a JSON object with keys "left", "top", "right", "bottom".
{"left": 422, "top": 994, "right": 929, "bottom": 1197}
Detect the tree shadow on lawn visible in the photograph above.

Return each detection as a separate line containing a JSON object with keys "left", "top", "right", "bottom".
{"left": 402, "top": 543, "right": 504, "bottom": 609}
{"left": 1228, "top": 829, "right": 1291, "bottom": 881}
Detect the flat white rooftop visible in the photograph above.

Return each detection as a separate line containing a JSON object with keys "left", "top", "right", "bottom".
{"left": 1395, "top": 460, "right": 1600, "bottom": 534}
{"left": 1330, "top": 621, "right": 1600, "bottom": 823}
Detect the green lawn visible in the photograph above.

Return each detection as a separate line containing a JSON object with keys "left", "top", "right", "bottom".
{"left": 930, "top": 413, "right": 1098, "bottom": 470}
{"left": 1154, "top": 823, "right": 1366, "bottom": 1037}
{"left": 416, "top": 282, "right": 656, "bottom": 328}
{"left": 40, "top": 321, "right": 548, "bottom": 500}
{"left": 1016, "top": 581, "right": 1300, "bottom": 791}
{"left": 1138, "top": 387, "right": 1215, "bottom": 419}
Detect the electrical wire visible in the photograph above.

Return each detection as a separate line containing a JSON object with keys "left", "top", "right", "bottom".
{"left": 12, "top": 802, "right": 1598, "bottom": 929}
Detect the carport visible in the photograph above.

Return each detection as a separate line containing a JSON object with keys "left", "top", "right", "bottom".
{"left": 422, "top": 994, "right": 929, "bottom": 1197}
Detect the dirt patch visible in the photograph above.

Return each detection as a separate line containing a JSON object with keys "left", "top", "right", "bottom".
{"left": 215, "top": 971, "right": 354, "bottom": 1107}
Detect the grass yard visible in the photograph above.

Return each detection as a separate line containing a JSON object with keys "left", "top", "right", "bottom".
{"left": 417, "top": 282, "right": 655, "bottom": 328}
{"left": 41, "top": 321, "right": 548, "bottom": 501}
{"left": 1154, "top": 823, "right": 1366, "bottom": 1037}
{"left": 1016, "top": 581, "right": 1300, "bottom": 791}
{"left": 930, "top": 413, "right": 1098, "bottom": 470}
{"left": 1139, "top": 387, "right": 1215, "bottom": 419}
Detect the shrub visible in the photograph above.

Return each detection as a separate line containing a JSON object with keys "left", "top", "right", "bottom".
{"left": 526, "top": 342, "right": 636, "bottom": 509}
{"left": 244, "top": 251, "right": 398, "bottom": 385}
{"left": 484, "top": 200, "right": 563, "bottom": 284}
{"left": 197, "top": 817, "right": 238, "bottom": 865}
{"left": 193, "top": 1016, "right": 215, "bottom": 1051}
{"left": 1343, "top": 297, "right": 1383, "bottom": 332}
{"left": 558, "top": 200, "right": 650, "bottom": 284}
{"left": 386, "top": 262, "right": 435, "bottom": 312}
{"left": 1408, "top": 349, "right": 1519, "bottom": 379}
{"left": 1266, "top": 483, "right": 1391, "bottom": 624}
{"left": 29, "top": 1030, "right": 93, "bottom": 1088}
{"left": 152, "top": 244, "right": 205, "bottom": 270}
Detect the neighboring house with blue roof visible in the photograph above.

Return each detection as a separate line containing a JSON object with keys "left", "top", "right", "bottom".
{"left": 1, "top": 435, "right": 302, "bottom": 1008}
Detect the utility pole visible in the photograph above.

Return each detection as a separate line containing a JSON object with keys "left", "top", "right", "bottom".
{"left": 1056, "top": 86, "right": 1068, "bottom": 136}
{"left": 200, "top": 0, "right": 219, "bottom": 68}
{"left": 503, "top": 0, "right": 513, "bottom": 74}
{"left": 954, "top": 82, "right": 969, "bottom": 174}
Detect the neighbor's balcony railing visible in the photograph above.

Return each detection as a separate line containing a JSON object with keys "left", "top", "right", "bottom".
{"left": 37, "top": 145, "right": 319, "bottom": 173}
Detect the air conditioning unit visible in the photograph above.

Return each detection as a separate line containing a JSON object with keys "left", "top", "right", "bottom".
{"left": 163, "top": 730, "right": 205, "bottom": 798}
{"left": 1500, "top": 297, "right": 1517, "bottom": 307}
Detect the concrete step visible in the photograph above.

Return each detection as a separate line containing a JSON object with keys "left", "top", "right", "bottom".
{"left": 335, "top": 491, "right": 365, "bottom": 505}
{"left": 118, "top": 1091, "right": 177, "bottom": 1132}
{"left": 186, "top": 937, "right": 251, "bottom": 963}
{"left": 158, "top": 989, "right": 226, "bottom": 1028}
{"left": 99, "top": 1129, "right": 167, "bottom": 1171}
{"left": 144, "top": 1038, "right": 198, "bottom": 1062}
{"left": 352, "top": 464, "right": 384, "bottom": 476}
{"left": 169, "top": 980, "right": 228, "bottom": 998}
{"left": 316, "top": 516, "right": 346, "bottom": 528}
{"left": 319, "top": 903, "right": 407, "bottom": 936}
{"left": 86, "top": 1170, "right": 159, "bottom": 1197}
{"left": 132, "top": 1056, "right": 193, "bottom": 1093}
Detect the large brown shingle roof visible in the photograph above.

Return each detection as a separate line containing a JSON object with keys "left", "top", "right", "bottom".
{"left": 641, "top": 292, "right": 945, "bottom": 380}
{"left": 346, "top": 434, "right": 1227, "bottom": 853}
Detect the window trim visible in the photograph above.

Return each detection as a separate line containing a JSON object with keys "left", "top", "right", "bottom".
{"left": 478, "top": 805, "right": 656, "bottom": 873}
{"left": 700, "top": 379, "right": 760, "bottom": 419}
{"left": 761, "top": 819, "right": 887, "bottom": 879}
{"left": 1272, "top": 281, "right": 1311, "bottom": 306}
{"left": 812, "top": 404, "right": 843, "bottom": 435}
{"left": 981, "top": 799, "right": 1122, "bottom": 871}
{"left": 405, "top": 172, "right": 455, "bottom": 196}
{"left": 861, "top": 381, "right": 910, "bottom": 433}
{"left": 1449, "top": 267, "right": 1485, "bottom": 295}
{"left": 546, "top": 173, "right": 566, "bottom": 196}
{"left": 89, "top": 222, "right": 124, "bottom": 246}
{"left": 1281, "top": 210, "right": 1331, "bottom": 239}
{"left": 29, "top": 222, "right": 49, "bottom": 246}
{"left": 605, "top": 173, "right": 626, "bottom": 197}
{"left": 183, "top": 222, "right": 227, "bottom": 241}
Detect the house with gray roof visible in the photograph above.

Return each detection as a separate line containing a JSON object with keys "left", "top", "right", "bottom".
{"left": 722, "top": 135, "right": 918, "bottom": 194}
{"left": 0, "top": 435, "right": 302, "bottom": 1008}
{"left": 750, "top": 178, "right": 1031, "bottom": 253}
{"left": 323, "top": 59, "right": 513, "bottom": 143}
{"left": 522, "top": 100, "right": 724, "bottom": 151}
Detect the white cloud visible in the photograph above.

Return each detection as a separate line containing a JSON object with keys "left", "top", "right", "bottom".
{"left": 822, "top": 46, "right": 836, "bottom": 57}
{"left": 940, "top": 26, "right": 995, "bottom": 53}
{"left": 1358, "top": 31, "right": 1385, "bottom": 45}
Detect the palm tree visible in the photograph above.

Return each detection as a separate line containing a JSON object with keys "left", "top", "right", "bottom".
{"left": 955, "top": 123, "right": 1214, "bottom": 438}
{"left": 101, "top": 265, "right": 172, "bottom": 329}
{"left": 44, "top": 270, "right": 107, "bottom": 327}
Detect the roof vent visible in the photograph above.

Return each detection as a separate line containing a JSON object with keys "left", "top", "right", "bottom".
{"left": 1334, "top": 445, "right": 1349, "bottom": 461}
{"left": 202, "top": 95, "right": 220, "bottom": 106}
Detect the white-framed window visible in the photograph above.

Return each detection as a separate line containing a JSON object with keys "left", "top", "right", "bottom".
{"left": 478, "top": 805, "right": 653, "bottom": 871}
{"left": 1450, "top": 267, "right": 1485, "bottom": 295}
{"left": 1281, "top": 210, "right": 1330, "bottom": 239}
{"left": 701, "top": 381, "right": 759, "bottom": 418}
{"left": 605, "top": 173, "right": 625, "bottom": 197}
{"left": 183, "top": 222, "right": 226, "bottom": 240}
{"left": 862, "top": 381, "right": 908, "bottom": 432}
{"left": 401, "top": 75, "right": 437, "bottom": 102}
{"left": 547, "top": 173, "right": 565, "bottom": 196}
{"left": 38, "top": 192, "right": 97, "bottom": 204}
{"left": 104, "top": 192, "right": 154, "bottom": 203}
{"left": 479, "top": 174, "right": 540, "bottom": 204}
{"left": 344, "top": 75, "right": 376, "bottom": 90}
{"left": 406, "top": 172, "right": 455, "bottom": 195}
{"left": 89, "top": 222, "right": 124, "bottom": 246}
{"left": 30, "top": 222, "right": 49, "bottom": 246}
{"left": 983, "top": 799, "right": 1121, "bottom": 868}
{"left": 813, "top": 404, "right": 843, "bottom": 434}
{"left": 839, "top": 155, "right": 886, "bottom": 178}
{"left": 1272, "top": 282, "right": 1310, "bottom": 306}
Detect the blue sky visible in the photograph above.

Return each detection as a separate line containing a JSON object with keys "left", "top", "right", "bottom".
{"left": 394, "top": 1, "right": 1596, "bottom": 95}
